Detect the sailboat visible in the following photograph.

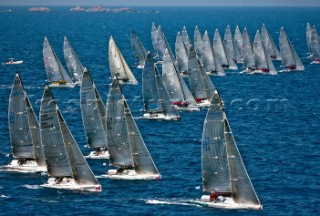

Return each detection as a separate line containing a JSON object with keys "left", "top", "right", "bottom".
{"left": 306, "top": 23, "right": 312, "bottom": 57}
{"left": 224, "top": 25, "right": 241, "bottom": 63}
{"left": 309, "top": 26, "right": 320, "bottom": 64}
{"left": 63, "top": 36, "right": 84, "bottom": 86}
{"left": 175, "top": 32, "right": 189, "bottom": 75}
{"left": 252, "top": 30, "right": 277, "bottom": 75}
{"left": 194, "top": 26, "right": 203, "bottom": 61}
{"left": 80, "top": 68, "right": 109, "bottom": 159}
{"left": 109, "top": 36, "right": 138, "bottom": 84}
{"left": 1, "top": 73, "right": 46, "bottom": 173}
{"left": 234, "top": 25, "right": 243, "bottom": 62}
{"left": 142, "top": 52, "right": 180, "bottom": 120}
{"left": 43, "top": 37, "right": 75, "bottom": 88}
{"left": 130, "top": 30, "right": 148, "bottom": 68}
{"left": 279, "top": 27, "right": 305, "bottom": 72}
{"left": 213, "top": 29, "right": 238, "bottom": 70}
{"left": 40, "top": 86, "right": 101, "bottom": 192}
{"left": 196, "top": 89, "right": 263, "bottom": 210}
{"left": 101, "top": 78, "right": 161, "bottom": 180}
{"left": 241, "top": 28, "right": 256, "bottom": 73}
{"left": 162, "top": 48, "right": 199, "bottom": 111}
{"left": 188, "top": 46, "right": 216, "bottom": 107}
{"left": 202, "top": 30, "right": 225, "bottom": 76}
{"left": 261, "top": 24, "right": 281, "bottom": 60}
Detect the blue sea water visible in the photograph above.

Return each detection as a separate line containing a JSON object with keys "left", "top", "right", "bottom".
{"left": 0, "top": 6, "right": 319, "bottom": 215}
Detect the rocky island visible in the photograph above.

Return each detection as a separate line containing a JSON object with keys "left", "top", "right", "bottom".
{"left": 28, "top": 7, "right": 51, "bottom": 12}
{"left": 69, "top": 5, "right": 134, "bottom": 13}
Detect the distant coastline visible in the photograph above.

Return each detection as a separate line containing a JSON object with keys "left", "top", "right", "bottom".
{"left": 28, "top": 7, "right": 50, "bottom": 12}
{"left": 70, "top": 5, "right": 134, "bottom": 12}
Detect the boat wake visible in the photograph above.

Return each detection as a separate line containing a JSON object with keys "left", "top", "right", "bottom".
{"left": 144, "top": 198, "right": 197, "bottom": 206}
{"left": 22, "top": 184, "right": 42, "bottom": 189}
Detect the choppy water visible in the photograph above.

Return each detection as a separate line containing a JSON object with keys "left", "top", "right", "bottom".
{"left": 0, "top": 6, "right": 319, "bottom": 215}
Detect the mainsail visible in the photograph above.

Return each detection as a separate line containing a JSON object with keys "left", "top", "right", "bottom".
{"left": 234, "top": 25, "right": 243, "bottom": 60}
{"left": 310, "top": 26, "right": 320, "bottom": 60}
{"left": 106, "top": 80, "right": 134, "bottom": 168}
{"left": 155, "top": 25, "right": 175, "bottom": 61}
{"left": 202, "top": 90, "right": 261, "bottom": 206}
{"left": 80, "top": 68, "right": 108, "bottom": 150}
{"left": 279, "top": 27, "right": 304, "bottom": 71}
{"left": 202, "top": 30, "right": 224, "bottom": 75}
{"left": 143, "top": 53, "right": 180, "bottom": 118}
{"left": 306, "top": 23, "right": 312, "bottom": 54}
{"left": 242, "top": 28, "right": 255, "bottom": 71}
{"left": 175, "top": 32, "right": 189, "bottom": 73}
{"left": 261, "top": 24, "right": 281, "bottom": 60}
{"left": 224, "top": 25, "right": 241, "bottom": 63}
{"left": 188, "top": 47, "right": 216, "bottom": 102}
{"left": 43, "top": 37, "right": 73, "bottom": 84}
{"left": 130, "top": 30, "right": 148, "bottom": 67}
{"left": 109, "top": 36, "right": 138, "bottom": 84}
{"left": 194, "top": 26, "right": 203, "bottom": 60}
{"left": 8, "top": 73, "right": 45, "bottom": 164}
{"left": 40, "top": 86, "right": 100, "bottom": 187}
{"left": 181, "top": 26, "right": 192, "bottom": 51}
{"left": 162, "top": 48, "right": 198, "bottom": 108}
{"left": 151, "top": 23, "right": 159, "bottom": 56}
{"left": 63, "top": 36, "right": 84, "bottom": 83}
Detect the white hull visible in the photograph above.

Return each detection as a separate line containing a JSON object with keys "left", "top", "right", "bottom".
{"left": 197, "top": 99, "right": 211, "bottom": 108}
{"left": 101, "top": 169, "right": 161, "bottom": 180}
{"left": 2, "top": 60, "right": 23, "bottom": 65}
{"left": 195, "top": 195, "right": 262, "bottom": 210}
{"left": 118, "top": 80, "right": 138, "bottom": 85}
{"left": 41, "top": 177, "right": 101, "bottom": 192}
{"left": 143, "top": 113, "right": 180, "bottom": 120}
{"left": 174, "top": 105, "right": 200, "bottom": 112}
{"left": 310, "top": 60, "right": 320, "bottom": 64}
{"left": 206, "top": 71, "right": 225, "bottom": 76}
{"left": 137, "top": 64, "right": 144, "bottom": 69}
{"left": 0, "top": 159, "right": 47, "bottom": 173}
{"left": 240, "top": 70, "right": 277, "bottom": 75}
{"left": 74, "top": 80, "right": 82, "bottom": 86}
{"left": 84, "top": 150, "right": 110, "bottom": 159}
{"left": 49, "top": 83, "right": 75, "bottom": 88}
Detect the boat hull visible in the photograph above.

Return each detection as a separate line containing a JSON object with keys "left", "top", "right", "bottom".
{"left": 174, "top": 105, "right": 200, "bottom": 112}
{"left": 143, "top": 113, "right": 180, "bottom": 120}
{"left": 197, "top": 99, "right": 211, "bottom": 108}
{"left": 41, "top": 177, "right": 101, "bottom": 192}
{"left": 0, "top": 159, "right": 47, "bottom": 173}
{"left": 49, "top": 83, "right": 75, "bottom": 88}
{"left": 240, "top": 70, "right": 277, "bottom": 75}
{"left": 84, "top": 150, "right": 110, "bottom": 159}
{"left": 195, "top": 195, "right": 263, "bottom": 210}
{"left": 101, "top": 169, "right": 161, "bottom": 180}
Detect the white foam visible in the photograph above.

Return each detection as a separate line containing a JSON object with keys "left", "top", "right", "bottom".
{"left": 22, "top": 184, "right": 42, "bottom": 189}
{"left": 1, "top": 194, "right": 10, "bottom": 199}
{"left": 145, "top": 199, "right": 196, "bottom": 206}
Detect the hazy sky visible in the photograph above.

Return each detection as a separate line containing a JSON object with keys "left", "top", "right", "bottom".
{"left": 0, "top": 0, "right": 319, "bottom": 6}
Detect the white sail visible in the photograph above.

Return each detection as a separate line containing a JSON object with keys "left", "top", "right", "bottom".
{"left": 143, "top": 52, "right": 180, "bottom": 120}
{"left": 199, "top": 90, "right": 262, "bottom": 210}
{"left": 188, "top": 47, "right": 216, "bottom": 107}
{"left": 40, "top": 86, "right": 101, "bottom": 192}
{"left": 3, "top": 73, "right": 46, "bottom": 172}
{"left": 242, "top": 28, "right": 255, "bottom": 71}
{"left": 80, "top": 68, "right": 108, "bottom": 154}
{"left": 213, "top": 29, "right": 237, "bottom": 70}
{"left": 224, "top": 25, "right": 241, "bottom": 63}
{"left": 151, "top": 23, "right": 159, "bottom": 56}
{"left": 253, "top": 31, "right": 277, "bottom": 75}
{"left": 175, "top": 32, "right": 189, "bottom": 73}
{"left": 193, "top": 26, "right": 203, "bottom": 60}
{"left": 261, "top": 24, "right": 281, "bottom": 60}
{"left": 155, "top": 25, "right": 175, "bottom": 61}
{"left": 130, "top": 30, "right": 148, "bottom": 68}
{"left": 63, "top": 36, "right": 84, "bottom": 85}
{"left": 279, "top": 27, "right": 304, "bottom": 71}
{"left": 109, "top": 36, "right": 138, "bottom": 84}
{"left": 202, "top": 30, "right": 225, "bottom": 76}
{"left": 234, "top": 25, "right": 243, "bottom": 61}
{"left": 310, "top": 26, "right": 320, "bottom": 62}
{"left": 162, "top": 48, "right": 199, "bottom": 111}
{"left": 43, "top": 37, "right": 74, "bottom": 87}
{"left": 306, "top": 23, "right": 312, "bottom": 55}
{"left": 181, "top": 26, "right": 192, "bottom": 51}
{"left": 102, "top": 79, "right": 160, "bottom": 180}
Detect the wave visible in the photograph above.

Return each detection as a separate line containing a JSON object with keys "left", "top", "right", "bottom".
{"left": 145, "top": 198, "right": 197, "bottom": 206}
{"left": 22, "top": 184, "right": 42, "bottom": 189}
{"left": 1, "top": 194, "right": 10, "bottom": 199}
